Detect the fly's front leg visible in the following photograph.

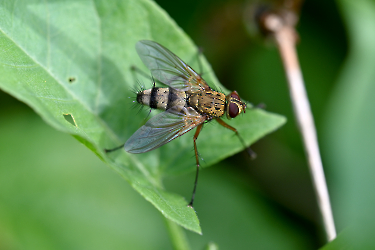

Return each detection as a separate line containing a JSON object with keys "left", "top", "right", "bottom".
{"left": 188, "top": 123, "right": 203, "bottom": 207}
{"left": 216, "top": 118, "right": 257, "bottom": 159}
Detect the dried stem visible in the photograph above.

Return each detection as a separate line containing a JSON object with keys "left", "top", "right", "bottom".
{"left": 263, "top": 13, "right": 337, "bottom": 241}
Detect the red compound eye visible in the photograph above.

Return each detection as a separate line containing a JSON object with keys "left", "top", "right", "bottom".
{"left": 230, "top": 91, "right": 240, "bottom": 100}
{"left": 228, "top": 103, "right": 239, "bottom": 118}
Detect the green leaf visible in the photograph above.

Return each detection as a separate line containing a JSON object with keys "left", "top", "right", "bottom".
{"left": 319, "top": 229, "right": 353, "bottom": 250}
{"left": 0, "top": 0, "right": 285, "bottom": 233}
{"left": 323, "top": 0, "right": 375, "bottom": 247}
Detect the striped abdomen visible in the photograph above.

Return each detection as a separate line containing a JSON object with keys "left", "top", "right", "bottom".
{"left": 137, "top": 87, "right": 187, "bottom": 110}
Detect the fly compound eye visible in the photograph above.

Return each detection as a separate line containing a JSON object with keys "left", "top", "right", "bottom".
{"left": 229, "top": 102, "right": 239, "bottom": 118}
{"left": 230, "top": 92, "right": 240, "bottom": 100}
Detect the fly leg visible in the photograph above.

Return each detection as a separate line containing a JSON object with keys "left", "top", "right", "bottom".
{"left": 187, "top": 47, "right": 205, "bottom": 76}
{"left": 216, "top": 118, "right": 257, "bottom": 159}
{"left": 196, "top": 47, "right": 204, "bottom": 75}
{"left": 104, "top": 144, "right": 125, "bottom": 153}
{"left": 188, "top": 123, "right": 204, "bottom": 207}
{"left": 130, "top": 65, "right": 164, "bottom": 85}
{"left": 131, "top": 65, "right": 152, "bottom": 81}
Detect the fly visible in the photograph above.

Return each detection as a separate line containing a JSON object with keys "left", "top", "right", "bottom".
{"left": 107, "top": 40, "right": 249, "bottom": 207}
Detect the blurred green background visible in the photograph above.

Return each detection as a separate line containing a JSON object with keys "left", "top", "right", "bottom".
{"left": 2, "top": 0, "right": 375, "bottom": 249}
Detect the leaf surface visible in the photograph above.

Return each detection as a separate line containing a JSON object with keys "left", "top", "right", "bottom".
{"left": 0, "top": 0, "right": 285, "bottom": 233}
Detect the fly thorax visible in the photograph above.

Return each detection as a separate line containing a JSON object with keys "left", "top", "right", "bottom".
{"left": 188, "top": 91, "right": 226, "bottom": 118}
{"left": 137, "top": 87, "right": 186, "bottom": 110}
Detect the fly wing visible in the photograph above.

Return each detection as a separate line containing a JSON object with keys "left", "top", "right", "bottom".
{"left": 136, "top": 40, "right": 209, "bottom": 92}
{"left": 125, "top": 106, "right": 207, "bottom": 154}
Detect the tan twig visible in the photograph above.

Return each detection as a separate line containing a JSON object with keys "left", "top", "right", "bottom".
{"left": 263, "top": 13, "right": 337, "bottom": 241}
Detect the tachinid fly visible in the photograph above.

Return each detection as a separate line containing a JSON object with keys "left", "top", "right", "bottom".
{"left": 108, "top": 40, "right": 248, "bottom": 207}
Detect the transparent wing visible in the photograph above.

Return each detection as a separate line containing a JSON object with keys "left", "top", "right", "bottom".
{"left": 136, "top": 40, "right": 209, "bottom": 92}
{"left": 125, "top": 106, "right": 207, "bottom": 153}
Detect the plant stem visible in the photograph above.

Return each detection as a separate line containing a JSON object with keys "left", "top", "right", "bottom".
{"left": 264, "top": 14, "right": 337, "bottom": 241}
{"left": 164, "top": 217, "right": 191, "bottom": 250}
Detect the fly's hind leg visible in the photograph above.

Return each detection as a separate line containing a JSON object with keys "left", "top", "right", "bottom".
{"left": 216, "top": 118, "right": 257, "bottom": 159}
{"left": 188, "top": 123, "right": 204, "bottom": 207}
